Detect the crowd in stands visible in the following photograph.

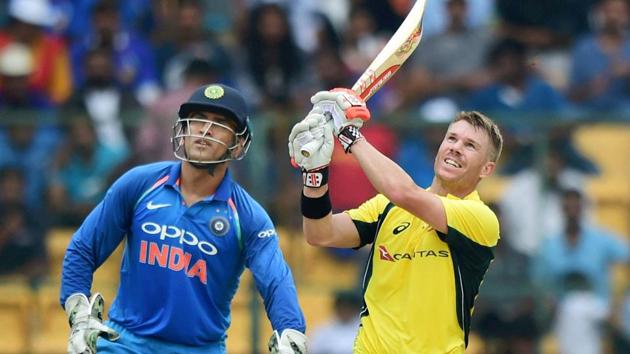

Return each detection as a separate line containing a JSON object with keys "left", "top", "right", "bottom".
{"left": 0, "top": 0, "right": 628, "bottom": 353}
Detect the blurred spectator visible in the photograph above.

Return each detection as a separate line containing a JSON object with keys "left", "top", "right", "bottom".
{"left": 341, "top": 5, "right": 387, "bottom": 75}
{"left": 0, "top": 167, "right": 24, "bottom": 206}
{"left": 237, "top": 3, "right": 309, "bottom": 110}
{"left": 421, "top": 0, "right": 495, "bottom": 38}
{"left": 464, "top": 38, "right": 584, "bottom": 176}
{"left": 65, "top": 47, "right": 141, "bottom": 150}
{"left": 340, "top": 5, "right": 392, "bottom": 113}
{"left": 55, "top": 0, "right": 155, "bottom": 40}
{"left": 617, "top": 289, "right": 630, "bottom": 351}
{"left": 0, "top": 43, "right": 52, "bottom": 109}
{"left": 310, "top": 290, "right": 362, "bottom": 354}
{"left": 312, "top": 49, "right": 353, "bottom": 92}
{"left": 531, "top": 189, "right": 629, "bottom": 304}
{"left": 568, "top": 0, "right": 630, "bottom": 111}
{"left": 360, "top": 0, "right": 415, "bottom": 35}
{"left": 0, "top": 44, "right": 60, "bottom": 215}
{"left": 70, "top": 0, "right": 161, "bottom": 106}
{"left": 241, "top": 0, "right": 331, "bottom": 54}
{"left": 0, "top": 166, "right": 49, "bottom": 226}
{"left": 0, "top": 202, "right": 48, "bottom": 284}
{"left": 466, "top": 38, "right": 567, "bottom": 114}
{"left": 401, "top": 0, "right": 494, "bottom": 111}
{"left": 474, "top": 203, "right": 541, "bottom": 354}
{"left": 136, "top": 58, "right": 216, "bottom": 162}
{"left": 499, "top": 148, "right": 587, "bottom": 256}
{"left": 0, "top": 0, "right": 72, "bottom": 104}
{"left": 554, "top": 272, "right": 609, "bottom": 354}
{"left": 496, "top": 0, "right": 597, "bottom": 50}
{"left": 154, "top": 0, "right": 233, "bottom": 90}
{"left": 0, "top": 122, "right": 61, "bottom": 208}
{"left": 48, "top": 115, "right": 129, "bottom": 226}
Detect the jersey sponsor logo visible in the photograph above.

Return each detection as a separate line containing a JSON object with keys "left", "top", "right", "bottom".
{"left": 141, "top": 222, "right": 218, "bottom": 256}
{"left": 146, "top": 201, "right": 172, "bottom": 210}
{"left": 209, "top": 216, "right": 230, "bottom": 236}
{"left": 378, "top": 245, "right": 449, "bottom": 262}
{"left": 378, "top": 245, "right": 395, "bottom": 261}
{"left": 257, "top": 229, "right": 276, "bottom": 238}
{"left": 392, "top": 222, "right": 411, "bottom": 235}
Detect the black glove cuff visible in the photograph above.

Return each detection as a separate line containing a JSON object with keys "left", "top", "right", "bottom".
{"left": 301, "top": 190, "right": 332, "bottom": 219}
{"left": 338, "top": 125, "right": 363, "bottom": 153}
{"left": 302, "top": 166, "right": 329, "bottom": 188}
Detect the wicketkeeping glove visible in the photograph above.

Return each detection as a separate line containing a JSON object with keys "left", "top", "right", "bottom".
{"left": 311, "top": 88, "right": 370, "bottom": 152}
{"left": 65, "top": 293, "right": 119, "bottom": 354}
{"left": 288, "top": 112, "right": 334, "bottom": 188}
{"left": 268, "top": 329, "right": 308, "bottom": 354}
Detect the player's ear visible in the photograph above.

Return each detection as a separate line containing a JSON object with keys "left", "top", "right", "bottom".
{"left": 480, "top": 161, "right": 495, "bottom": 179}
{"left": 231, "top": 136, "right": 246, "bottom": 159}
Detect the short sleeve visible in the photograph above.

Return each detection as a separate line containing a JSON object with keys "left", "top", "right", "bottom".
{"left": 346, "top": 194, "right": 392, "bottom": 247}
{"left": 439, "top": 197, "right": 500, "bottom": 247}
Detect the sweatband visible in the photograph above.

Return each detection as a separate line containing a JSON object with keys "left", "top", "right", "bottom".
{"left": 301, "top": 190, "right": 332, "bottom": 219}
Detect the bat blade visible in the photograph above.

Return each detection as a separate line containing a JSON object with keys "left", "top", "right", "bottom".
{"left": 351, "top": 0, "right": 426, "bottom": 100}
{"left": 298, "top": 0, "right": 427, "bottom": 158}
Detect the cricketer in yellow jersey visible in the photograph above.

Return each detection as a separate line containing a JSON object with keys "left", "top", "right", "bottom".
{"left": 288, "top": 89, "right": 503, "bottom": 353}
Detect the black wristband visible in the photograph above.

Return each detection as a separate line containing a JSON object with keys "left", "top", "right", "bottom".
{"left": 301, "top": 190, "right": 332, "bottom": 219}
{"left": 302, "top": 166, "right": 329, "bottom": 188}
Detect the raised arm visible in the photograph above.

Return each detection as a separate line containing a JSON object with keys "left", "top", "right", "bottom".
{"left": 301, "top": 185, "right": 362, "bottom": 248}
{"left": 301, "top": 90, "right": 448, "bottom": 234}
{"left": 288, "top": 93, "right": 370, "bottom": 249}
{"left": 349, "top": 140, "right": 448, "bottom": 233}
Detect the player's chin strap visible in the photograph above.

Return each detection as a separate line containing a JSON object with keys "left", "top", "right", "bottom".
{"left": 268, "top": 329, "right": 308, "bottom": 354}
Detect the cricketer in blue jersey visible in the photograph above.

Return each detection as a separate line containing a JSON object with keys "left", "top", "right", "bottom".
{"left": 60, "top": 84, "right": 307, "bottom": 354}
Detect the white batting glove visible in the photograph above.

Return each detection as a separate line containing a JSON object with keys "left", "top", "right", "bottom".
{"left": 311, "top": 88, "right": 370, "bottom": 152}
{"left": 268, "top": 329, "right": 308, "bottom": 354}
{"left": 288, "top": 113, "right": 334, "bottom": 188}
{"left": 65, "top": 293, "right": 119, "bottom": 354}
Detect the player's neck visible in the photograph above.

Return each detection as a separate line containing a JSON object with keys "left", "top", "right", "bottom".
{"left": 180, "top": 162, "right": 227, "bottom": 205}
{"left": 429, "top": 178, "right": 475, "bottom": 199}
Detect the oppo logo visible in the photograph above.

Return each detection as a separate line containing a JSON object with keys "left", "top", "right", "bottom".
{"left": 141, "top": 222, "right": 218, "bottom": 256}
{"left": 257, "top": 229, "right": 276, "bottom": 238}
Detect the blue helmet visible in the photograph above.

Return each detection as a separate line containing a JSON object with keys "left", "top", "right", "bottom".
{"left": 172, "top": 84, "right": 252, "bottom": 164}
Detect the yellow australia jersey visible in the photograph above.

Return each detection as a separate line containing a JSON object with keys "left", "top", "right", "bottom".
{"left": 347, "top": 191, "right": 499, "bottom": 354}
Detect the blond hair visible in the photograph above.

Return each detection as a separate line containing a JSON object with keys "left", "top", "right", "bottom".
{"left": 453, "top": 111, "right": 503, "bottom": 162}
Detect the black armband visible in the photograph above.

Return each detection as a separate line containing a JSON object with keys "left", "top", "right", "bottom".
{"left": 301, "top": 190, "right": 332, "bottom": 219}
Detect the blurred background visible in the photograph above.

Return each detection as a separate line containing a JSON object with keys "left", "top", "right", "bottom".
{"left": 0, "top": 0, "right": 628, "bottom": 353}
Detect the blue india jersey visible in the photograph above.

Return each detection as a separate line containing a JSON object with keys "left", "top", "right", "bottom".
{"left": 60, "top": 161, "right": 305, "bottom": 346}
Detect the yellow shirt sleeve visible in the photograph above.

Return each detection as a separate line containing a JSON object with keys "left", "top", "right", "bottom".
{"left": 439, "top": 197, "right": 500, "bottom": 247}
{"left": 345, "top": 194, "right": 390, "bottom": 223}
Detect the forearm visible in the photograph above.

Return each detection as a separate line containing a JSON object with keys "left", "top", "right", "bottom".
{"left": 350, "top": 139, "right": 419, "bottom": 204}
{"left": 302, "top": 186, "right": 360, "bottom": 248}
{"left": 302, "top": 185, "right": 334, "bottom": 246}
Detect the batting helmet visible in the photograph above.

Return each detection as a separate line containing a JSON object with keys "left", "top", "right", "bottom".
{"left": 172, "top": 84, "right": 252, "bottom": 164}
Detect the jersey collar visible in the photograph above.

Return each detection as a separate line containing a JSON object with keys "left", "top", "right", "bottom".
{"left": 445, "top": 190, "right": 480, "bottom": 201}
{"left": 165, "top": 161, "right": 234, "bottom": 202}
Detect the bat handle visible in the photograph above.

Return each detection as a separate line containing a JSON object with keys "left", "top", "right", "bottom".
{"left": 298, "top": 112, "right": 331, "bottom": 157}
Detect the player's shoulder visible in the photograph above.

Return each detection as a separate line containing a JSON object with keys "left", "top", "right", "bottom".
{"left": 228, "top": 181, "right": 269, "bottom": 218}
{"left": 123, "top": 161, "right": 175, "bottom": 179}
{"left": 114, "top": 161, "right": 177, "bottom": 190}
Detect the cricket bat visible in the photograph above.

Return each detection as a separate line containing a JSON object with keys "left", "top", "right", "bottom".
{"left": 298, "top": 0, "right": 427, "bottom": 157}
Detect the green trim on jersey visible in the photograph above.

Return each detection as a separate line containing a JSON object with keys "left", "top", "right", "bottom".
{"left": 438, "top": 227, "right": 494, "bottom": 346}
